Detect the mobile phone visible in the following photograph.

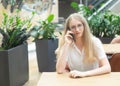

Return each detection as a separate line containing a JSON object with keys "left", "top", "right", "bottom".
{"left": 70, "top": 33, "right": 75, "bottom": 41}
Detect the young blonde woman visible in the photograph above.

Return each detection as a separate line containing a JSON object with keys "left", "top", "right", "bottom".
{"left": 55, "top": 13, "right": 111, "bottom": 78}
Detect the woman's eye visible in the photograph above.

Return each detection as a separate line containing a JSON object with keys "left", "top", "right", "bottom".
{"left": 78, "top": 24, "right": 82, "bottom": 28}
{"left": 71, "top": 26, "right": 76, "bottom": 30}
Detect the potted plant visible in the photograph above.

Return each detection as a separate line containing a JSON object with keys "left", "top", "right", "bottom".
{"left": 88, "top": 10, "right": 120, "bottom": 43}
{"left": 71, "top": 2, "right": 120, "bottom": 43}
{"left": 0, "top": 11, "right": 34, "bottom": 86}
{"left": 30, "top": 14, "right": 60, "bottom": 72}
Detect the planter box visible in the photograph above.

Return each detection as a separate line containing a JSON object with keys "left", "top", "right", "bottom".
{"left": 36, "top": 39, "right": 58, "bottom": 72}
{"left": 99, "top": 37, "right": 113, "bottom": 44}
{"left": 0, "top": 44, "right": 29, "bottom": 86}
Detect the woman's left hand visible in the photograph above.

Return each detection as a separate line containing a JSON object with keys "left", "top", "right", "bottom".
{"left": 69, "top": 70, "right": 86, "bottom": 78}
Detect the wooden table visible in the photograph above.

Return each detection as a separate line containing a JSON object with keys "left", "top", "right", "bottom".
{"left": 103, "top": 44, "right": 120, "bottom": 54}
{"left": 37, "top": 72, "right": 120, "bottom": 86}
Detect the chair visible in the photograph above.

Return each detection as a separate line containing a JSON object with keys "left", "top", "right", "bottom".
{"left": 109, "top": 53, "right": 120, "bottom": 72}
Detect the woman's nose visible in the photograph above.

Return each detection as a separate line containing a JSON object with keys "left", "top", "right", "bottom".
{"left": 75, "top": 27, "right": 80, "bottom": 31}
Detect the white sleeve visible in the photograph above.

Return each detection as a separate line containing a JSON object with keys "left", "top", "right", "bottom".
{"left": 93, "top": 37, "right": 107, "bottom": 59}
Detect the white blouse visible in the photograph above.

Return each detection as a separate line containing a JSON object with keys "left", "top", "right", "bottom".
{"left": 66, "top": 37, "right": 107, "bottom": 71}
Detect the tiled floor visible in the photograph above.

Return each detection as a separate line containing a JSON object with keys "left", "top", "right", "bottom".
{"left": 23, "top": 43, "right": 41, "bottom": 86}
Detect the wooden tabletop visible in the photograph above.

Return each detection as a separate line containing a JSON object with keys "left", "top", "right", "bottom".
{"left": 103, "top": 44, "right": 120, "bottom": 54}
{"left": 37, "top": 72, "right": 120, "bottom": 86}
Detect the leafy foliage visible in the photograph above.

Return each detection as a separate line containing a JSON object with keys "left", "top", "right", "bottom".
{"left": 0, "top": 11, "right": 33, "bottom": 50}
{"left": 89, "top": 11, "right": 120, "bottom": 37}
{"left": 30, "top": 14, "right": 58, "bottom": 41}
{"left": 71, "top": 2, "right": 120, "bottom": 37}
{"left": 71, "top": 2, "right": 94, "bottom": 18}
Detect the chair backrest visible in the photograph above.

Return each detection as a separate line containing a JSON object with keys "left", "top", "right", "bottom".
{"left": 109, "top": 53, "right": 120, "bottom": 72}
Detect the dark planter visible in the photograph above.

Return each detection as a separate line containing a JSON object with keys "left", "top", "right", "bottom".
{"left": 99, "top": 37, "right": 113, "bottom": 44}
{"left": 35, "top": 39, "right": 58, "bottom": 72}
{"left": 0, "top": 44, "right": 29, "bottom": 86}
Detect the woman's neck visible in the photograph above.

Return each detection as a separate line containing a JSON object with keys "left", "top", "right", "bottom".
{"left": 75, "top": 38, "right": 83, "bottom": 51}
{"left": 75, "top": 37, "right": 83, "bottom": 44}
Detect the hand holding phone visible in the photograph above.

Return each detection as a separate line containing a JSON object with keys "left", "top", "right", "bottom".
{"left": 65, "top": 31, "right": 75, "bottom": 44}
{"left": 70, "top": 33, "right": 75, "bottom": 42}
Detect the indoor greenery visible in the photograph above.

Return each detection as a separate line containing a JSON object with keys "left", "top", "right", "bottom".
{"left": 71, "top": 2, "right": 120, "bottom": 38}
{"left": 71, "top": 2, "right": 94, "bottom": 18}
{"left": 30, "top": 14, "right": 58, "bottom": 41}
{"left": 30, "top": 14, "right": 60, "bottom": 72}
{"left": 0, "top": 10, "right": 34, "bottom": 50}
{"left": 88, "top": 10, "right": 120, "bottom": 37}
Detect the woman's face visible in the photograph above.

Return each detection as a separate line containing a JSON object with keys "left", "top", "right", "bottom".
{"left": 69, "top": 18, "right": 84, "bottom": 39}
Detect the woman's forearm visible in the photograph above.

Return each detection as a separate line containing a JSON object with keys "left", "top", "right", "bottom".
{"left": 70, "top": 64, "right": 111, "bottom": 78}
{"left": 84, "top": 58, "right": 111, "bottom": 77}
{"left": 56, "top": 43, "right": 70, "bottom": 74}
{"left": 84, "top": 64, "right": 111, "bottom": 77}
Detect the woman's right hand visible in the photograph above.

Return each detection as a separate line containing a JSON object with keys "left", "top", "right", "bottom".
{"left": 65, "top": 31, "right": 74, "bottom": 44}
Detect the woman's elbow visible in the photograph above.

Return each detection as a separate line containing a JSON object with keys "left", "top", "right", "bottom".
{"left": 56, "top": 65, "right": 64, "bottom": 74}
{"left": 106, "top": 64, "right": 111, "bottom": 73}
{"left": 56, "top": 70, "right": 64, "bottom": 74}
{"left": 56, "top": 65, "right": 68, "bottom": 74}
{"left": 56, "top": 67, "right": 64, "bottom": 74}
{"left": 108, "top": 65, "right": 111, "bottom": 73}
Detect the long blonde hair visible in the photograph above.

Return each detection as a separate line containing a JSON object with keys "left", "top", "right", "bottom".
{"left": 55, "top": 13, "right": 97, "bottom": 63}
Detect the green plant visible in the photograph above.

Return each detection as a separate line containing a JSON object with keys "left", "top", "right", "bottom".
{"left": 71, "top": 2, "right": 94, "bottom": 18}
{"left": 89, "top": 11, "right": 120, "bottom": 37}
{"left": 71, "top": 2, "right": 120, "bottom": 38}
{"left": 0, "top": 10, "right": 34, "bottom": 50}
{"left": 30, "top": 14, "right": 58, "bottom": 41}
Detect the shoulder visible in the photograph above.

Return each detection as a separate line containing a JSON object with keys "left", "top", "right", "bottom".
{"left": 92, "top": 36, "right": 102, "bottom": 45}
{"left": 92, "top": 36, "right": 104, "bottom": 50}
{"left": 92, "top": 37, "right": 107, "bottom": 59}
